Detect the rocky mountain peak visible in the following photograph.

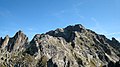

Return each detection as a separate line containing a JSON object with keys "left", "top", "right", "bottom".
{"left": 13, "top": 30, "right": 24, "bottom": 39}
{"left": 46, "top": 24, "right": 86, "bottom": 42}
{"left": 12, "top": 30, "right": 28, "bottom": 50}
{"left": 0, "top": 30, "right": 28, "bottom": 52}
{"left": 61, "top": 24, "right": 85, "bottom": 33}
{"left": 0, "top": 24, "right": 120, "bottom": 67}
{"left": 112, "top": 37, "right": 119, "bottom": 43}
{"left": 1, "top": 35, "right": 9, "bottom": 48}
{"left": 4, "top": 35, "right": 9, "bottom": 41}
{"left": 65, "top": 24, "right": 85, "bottom": 32}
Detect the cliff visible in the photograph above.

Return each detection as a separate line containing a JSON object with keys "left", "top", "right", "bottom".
{"left": 0, "top": 24, "right": 120, "bottom": 67}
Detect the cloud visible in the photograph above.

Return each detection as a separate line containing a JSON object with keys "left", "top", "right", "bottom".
{"left": 90, "top": 17, "right": 120, "bottom": 42}
{"left": 90, "top": 17, "right": 106, "bottom": 34}
{"left": 52, "top": 1, "right": 85, "bottom": 19}
{"left": 79, "top": 16, "right": 85, "bottom": 19}
{"left": 91, "top": 17, "right": 97, "bottom": 22}
{"left": 105, "top": 32, "right": 120, "bottom": 36}
{"left": 27, "top": 27, "right": 38, "bottom": 31}
{"left": 52, "top": 10, "right": 66, "bottom": 18}
{"left": 73, "top": 2, "right": 83, "bottom": 7}
{"left": 72, "top": 2, "right": 85, "bottom": 19}
{"left": 0, "top": 8, "right": 12, "bottom": 17}
{"left": 28, "top": 28, "right": 33, "bottom": 31}
{"left": 73, "top": 7, "right": 85, "bottom": 19}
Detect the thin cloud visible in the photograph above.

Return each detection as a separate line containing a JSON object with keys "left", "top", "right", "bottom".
{"left": 72, "top": 2, "right": 85, "bottom": 20}
{"left": 0, "top": 8, "right": 12, "bottom": 17}
{"left": 52, "top": 10, "right": 66, "bottom": 18}
{"left": 28, "top": 28, "right": 34, "bottom": 31}
{"left": 27, "top": 27, "right": 38, "bottom": 31}
{"left": 105, "top": 32, "right": 120, "bottom": 36}
{"left": 91, "top": 17, "right": 97, "bottom": 22}
{"left": 90, "top": 17, "right": 104, "bottom": 33}
{"left": 73, "top": 2, "right": 83, "bottom": 7}
{"left": 73, "top": 7, "right": 85, "bottom": 19}
{"left": 79, "top": 16, "right": 85, "bottom": 19}
{"left": 90, "top": 17, "right": 120, "bottom": 41}
{"left": 52, "top": 1, "right": 85, "bottom": 19}
{"left": 90, "top": 17, "right": 110, "bottom": 37}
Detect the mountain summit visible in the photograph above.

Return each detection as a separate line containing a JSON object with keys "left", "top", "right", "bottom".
{"left": 0, "top": 24, "right": 120, "bottom": 67}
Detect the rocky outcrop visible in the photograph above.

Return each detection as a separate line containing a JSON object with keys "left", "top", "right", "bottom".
{"left": 0, "top": 24, "right": 120, "bottom": 67}
{"left": 1, "top": 35, "right": 9, "bottom": 49}
{"left": 8, "top": 30, "right": 28, "bottom": 52}
{"left": 0, "top": 30, "right": 28, "bottom": 52}
{"left": 0, "top": 30, "right": 29, "bottom": 67}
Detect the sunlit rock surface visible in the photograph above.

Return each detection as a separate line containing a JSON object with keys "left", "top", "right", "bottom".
{"left": 0, "top": 24, "right": 120, "bottom": 67}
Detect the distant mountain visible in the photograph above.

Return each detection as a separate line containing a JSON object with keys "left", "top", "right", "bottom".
{"left": 0, "top": 24, "right": 120, "bottom": 67}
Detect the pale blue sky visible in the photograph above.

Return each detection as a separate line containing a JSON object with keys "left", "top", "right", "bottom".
{"left": 0, "top": 0, "right": 120, "bottom": 40}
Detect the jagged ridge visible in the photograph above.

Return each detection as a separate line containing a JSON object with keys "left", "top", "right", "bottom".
{"left": 0, "top": 24, "right": 120, "bottom": 67}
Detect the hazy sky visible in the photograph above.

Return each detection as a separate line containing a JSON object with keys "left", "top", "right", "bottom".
{"left": 0, "top": 0, "right": 120, "bottom": 40}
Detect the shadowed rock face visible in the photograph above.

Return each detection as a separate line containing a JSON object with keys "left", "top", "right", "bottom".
{"left": 0, "top": 24, "right": 120, "bottom": 67}
{"left": 0, "top": 37, "right": 4, "bottom": 48}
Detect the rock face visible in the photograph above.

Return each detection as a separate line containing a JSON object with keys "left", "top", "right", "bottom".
{"left": 0, "top": 24, "right": 120, "bottom": 67}
{"left": 0, "top": 30, "right": 28, "bottom": 52}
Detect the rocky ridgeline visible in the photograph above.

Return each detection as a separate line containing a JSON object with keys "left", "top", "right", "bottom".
{"left": 0, "top": 24, "right": 120, "bottom": 67}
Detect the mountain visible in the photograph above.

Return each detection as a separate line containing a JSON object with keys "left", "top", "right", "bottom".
{"left": 0, "top": 24, "right": 120, "bottom": 67}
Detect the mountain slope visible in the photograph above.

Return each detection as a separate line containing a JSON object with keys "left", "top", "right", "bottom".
{"left": 0, "top": 24, "right": 120, "bottom": 67}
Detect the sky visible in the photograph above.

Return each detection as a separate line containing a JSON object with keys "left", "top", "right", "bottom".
{"left": 0, "top": 0, "right": 120, "bottom": 41}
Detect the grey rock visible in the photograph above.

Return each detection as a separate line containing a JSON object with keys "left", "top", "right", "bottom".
{"left": 0, "top": 24, "right": 120, "bottom": 67}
